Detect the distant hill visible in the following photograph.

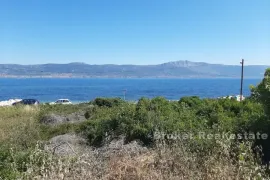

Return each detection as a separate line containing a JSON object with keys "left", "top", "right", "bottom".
{"left": 0, "top": 60, "right": 268, "bottom": 78}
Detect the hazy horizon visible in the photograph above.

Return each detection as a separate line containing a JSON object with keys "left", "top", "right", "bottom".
{"left": 0, "top": 60, "right": 269, "bottom": 66}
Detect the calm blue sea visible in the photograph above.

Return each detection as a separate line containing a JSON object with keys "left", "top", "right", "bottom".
{"left": 0, "top": 78, "right": 262, "bottom": 103}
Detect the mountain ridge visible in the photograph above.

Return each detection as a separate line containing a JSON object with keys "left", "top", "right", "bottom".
{"left": 0, "top": 60, "right": 269, "bottom": 78}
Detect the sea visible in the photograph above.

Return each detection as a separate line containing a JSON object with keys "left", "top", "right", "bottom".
{"left": 0, "top": 78, "right": 262, "bottom": 103}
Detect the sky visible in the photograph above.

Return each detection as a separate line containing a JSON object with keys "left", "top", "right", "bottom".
{"left": 0, "top": 0, "right": 269, "bottom": 65}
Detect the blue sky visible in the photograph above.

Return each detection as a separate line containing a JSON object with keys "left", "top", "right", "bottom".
{"left": 1, "top": 0, "right": 269, "bottom": 65}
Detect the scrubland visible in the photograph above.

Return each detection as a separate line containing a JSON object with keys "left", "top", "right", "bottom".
{"left": 1, "top": 69, "right": 270, "bottom": 180}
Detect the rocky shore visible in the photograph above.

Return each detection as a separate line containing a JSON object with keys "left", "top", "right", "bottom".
{"left": 0, "top": 99, "right": 22, "bottom": 106}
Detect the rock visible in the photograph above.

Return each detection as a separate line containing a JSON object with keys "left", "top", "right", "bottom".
{"left": 66, "top": 111, "right": 86, "bottom": 122}
{"left": 40, "top": 111, "right": 87, "bottom": 125}
{"left": 40, "top": 114, "right": 67, "bottom": 125}
{"left": 45, "top": 134, "right": 88, "bottom": 156}
{"left": 45, "top": 133, "right": 148, "bottom": 159}
{"left": 96, "top": 136, "right": 148, "bottom": 157}
{"left": 0, "top": 99, "right": 22, "bottom": 106}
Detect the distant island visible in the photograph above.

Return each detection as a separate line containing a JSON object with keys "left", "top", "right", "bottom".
{"left": 0, "top": 60, "right": 268, "bottom": 78}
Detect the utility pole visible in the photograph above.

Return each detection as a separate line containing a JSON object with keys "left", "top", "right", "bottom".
{"left": 123, "top": 89, "right": 127, "bottom": 101}
{"left": 240, "top": 59, "right": 244, "bottom": 101}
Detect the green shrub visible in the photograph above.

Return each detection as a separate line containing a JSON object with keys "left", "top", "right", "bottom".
{"left": 179, "top": 96, "right": 203, "bottom": 108}
{"left": 93, "top": 97, "right": 125, "bottom": 107}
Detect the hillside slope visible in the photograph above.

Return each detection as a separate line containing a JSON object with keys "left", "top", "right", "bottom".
{"left": 0, "top": 60, "right": 268, "bottom": 78}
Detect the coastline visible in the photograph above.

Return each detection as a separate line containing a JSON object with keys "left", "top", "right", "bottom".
{"left": 0, "top": 75, "right": 263, "bottom": 79}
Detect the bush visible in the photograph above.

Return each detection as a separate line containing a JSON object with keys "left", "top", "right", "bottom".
{"left": 93, "top": 97, "right": 125, "bottom": 108}
{"left": 179, "top": 96, "right": 203, "bottom": 108}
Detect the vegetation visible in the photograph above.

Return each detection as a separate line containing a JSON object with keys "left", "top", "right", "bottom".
{"left": 1, "top": 69, "right": 270, "bottom": 179}
{"left": 251, "top": 68, "right": 270, "bottom": 116}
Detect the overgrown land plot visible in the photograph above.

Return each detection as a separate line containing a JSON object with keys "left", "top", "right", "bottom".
{"left": 1, "top": 69, "right": 270, "bottom": 180}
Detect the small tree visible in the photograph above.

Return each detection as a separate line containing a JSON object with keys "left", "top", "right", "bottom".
{"left": 250, "top": 68, "right": 270, "bottom": 116}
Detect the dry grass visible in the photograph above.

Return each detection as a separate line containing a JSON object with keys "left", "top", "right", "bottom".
{"left": 0, "top": 106, "right": 39, "bottom": 143}
{"left": 11, "top": 139, "right": 267, "bottom": 180}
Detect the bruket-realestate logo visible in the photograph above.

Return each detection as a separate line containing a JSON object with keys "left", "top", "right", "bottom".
{"left": 154, "top": 131, "right": 268, "bottom": 140}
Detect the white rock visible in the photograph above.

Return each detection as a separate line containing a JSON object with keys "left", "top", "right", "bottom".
{"left": 0, "top": 99, "right": 22, "bottom": 106}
